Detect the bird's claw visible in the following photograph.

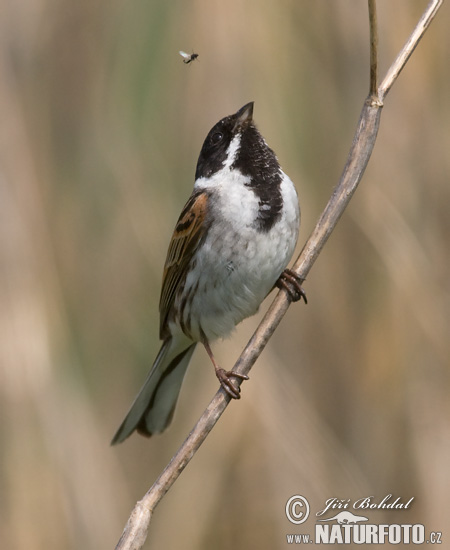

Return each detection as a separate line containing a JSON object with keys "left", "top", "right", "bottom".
{"left": 216, "top": 368, "right": 249, "bottom": 399}
{"left": 276, "top": 269, "right": 308, "bottom": 304}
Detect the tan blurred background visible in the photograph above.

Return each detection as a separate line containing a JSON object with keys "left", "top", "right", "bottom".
{"left": 1, "top": 1, "right": 449, "bottom": 548}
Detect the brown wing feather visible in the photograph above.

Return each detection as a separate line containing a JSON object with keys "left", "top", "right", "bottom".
{"left": 159, "top": 190, "right": 209, "bottom": 338}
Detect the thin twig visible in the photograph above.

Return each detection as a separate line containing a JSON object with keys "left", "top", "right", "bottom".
{"left": 114, "top": 1, "right": 443, "bottom": 548}
{"left": 369, "top": 0, "right": 378, "bottom": 96}
{"left": 379, "top": 0, "right": 443, "bottom": 102}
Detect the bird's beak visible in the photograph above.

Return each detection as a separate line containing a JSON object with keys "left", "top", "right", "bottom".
{"left": 234, "top": 102, "right": 254, "bottom": 130}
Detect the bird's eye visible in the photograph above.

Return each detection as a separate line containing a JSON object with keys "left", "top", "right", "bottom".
{"left": 210, "top": 131, "right": 224, "bottom": 145}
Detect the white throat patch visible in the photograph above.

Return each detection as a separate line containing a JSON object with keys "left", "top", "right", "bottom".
{"left": 223, "top": 132, "right": 242, "bottom": 170}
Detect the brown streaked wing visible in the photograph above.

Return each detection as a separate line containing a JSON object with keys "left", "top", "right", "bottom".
{"left": 159, "top": 190, "right": 209, "bottom": 338}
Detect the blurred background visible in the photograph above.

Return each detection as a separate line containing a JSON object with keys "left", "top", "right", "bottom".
{"left": 1, "top": 0, "right": 449, "bottom": 548}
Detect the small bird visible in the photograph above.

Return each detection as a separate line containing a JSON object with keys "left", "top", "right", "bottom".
{"left": 112, "top": 102, "right": 305, "bottom": 444}
{"left": 179, "top": 50, "right": 199, "bottom": 64}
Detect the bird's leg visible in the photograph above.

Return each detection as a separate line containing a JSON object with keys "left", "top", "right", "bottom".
{"left": 201, "top": 333, "right": 249, "bottom": 400}
{"left": 276, "top": 269, "right": 308, "bottom": 304}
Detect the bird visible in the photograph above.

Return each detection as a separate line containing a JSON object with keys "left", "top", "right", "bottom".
{"left": 111, "top": 102, "right": 306, "bottom": 444}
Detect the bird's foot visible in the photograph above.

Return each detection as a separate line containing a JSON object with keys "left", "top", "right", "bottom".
{"left": 201, "top": 331, "right": 249, "bottom": 399}
{"left": 276, "top": 269, "right": 307, "bottom": 303}
{"left": 215, "top": 368, "right": 249, "bottom": 400}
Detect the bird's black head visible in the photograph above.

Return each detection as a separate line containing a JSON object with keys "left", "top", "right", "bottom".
{"left": 195, "top": 102, "right": 254, "bottom": 179}
{"left": 195, "top": 102, "right": 279, "bottom": 182}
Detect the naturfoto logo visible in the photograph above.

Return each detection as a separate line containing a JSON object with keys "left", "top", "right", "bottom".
{"left": 285, "top": 494, "right": 443, "bottom": 545}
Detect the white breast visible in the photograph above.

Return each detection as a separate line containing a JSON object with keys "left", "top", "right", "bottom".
{"left": 176, "top": 166, "right": 299, "bottom": 342}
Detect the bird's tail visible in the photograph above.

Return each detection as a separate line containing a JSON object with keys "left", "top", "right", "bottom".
{"left": 111, "top": 337, "right": 196, "bottom": 444}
